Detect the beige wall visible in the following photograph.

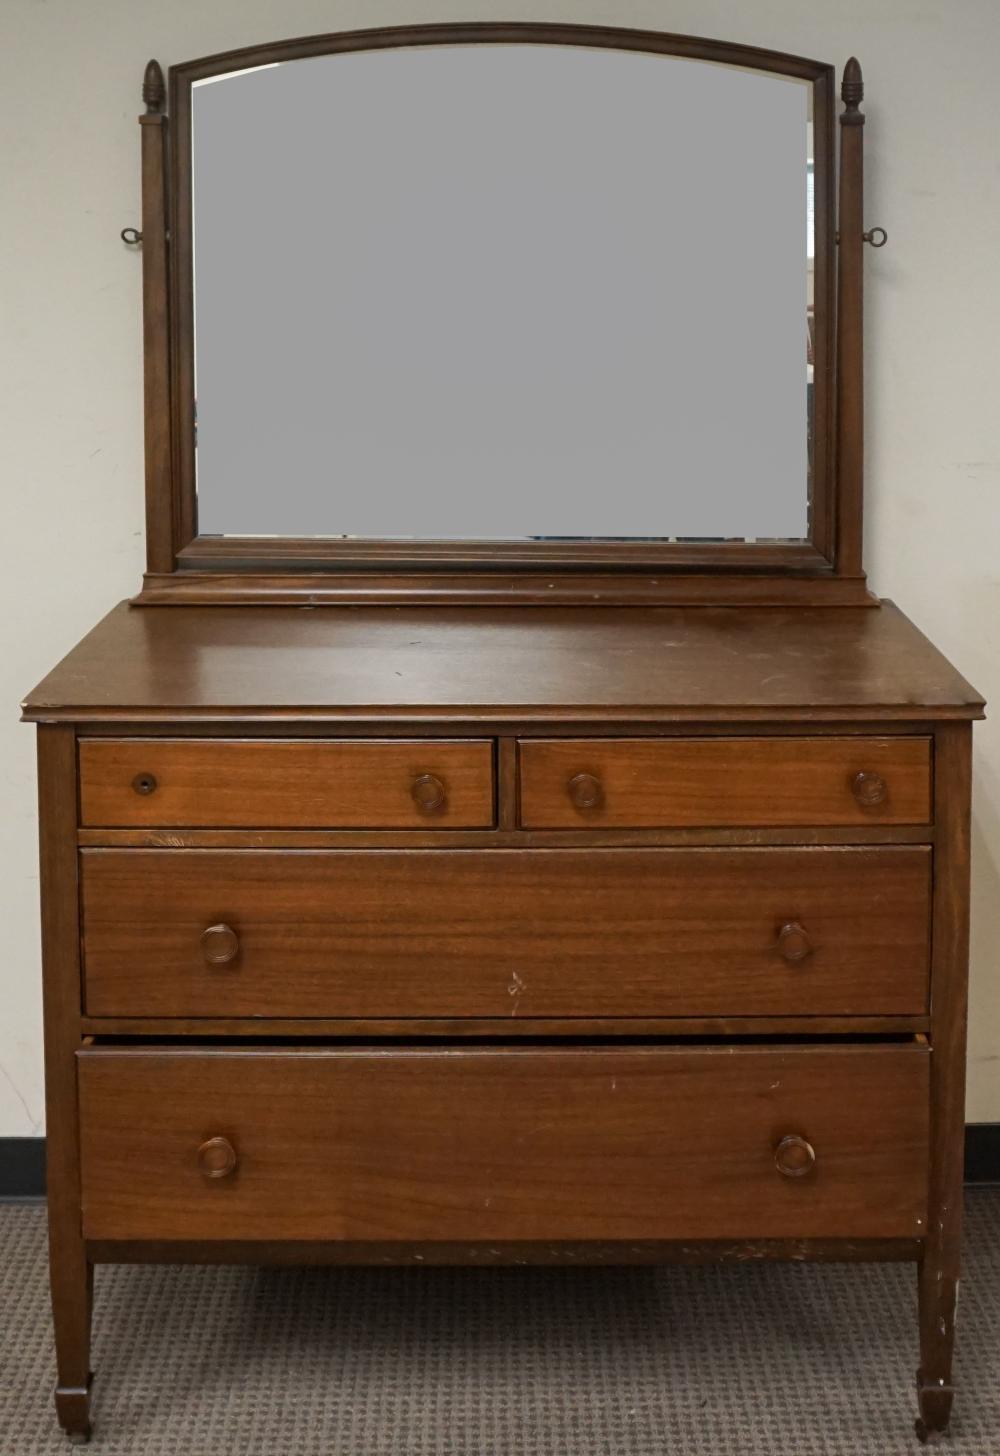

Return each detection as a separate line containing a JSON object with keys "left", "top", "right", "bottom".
{"left": 2, "top": 0, "right": 998, "bottom": 1134}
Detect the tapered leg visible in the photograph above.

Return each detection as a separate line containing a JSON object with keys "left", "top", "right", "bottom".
{"left": 915, "top": 1243, "right": 958, "bottom": 1442}
{"left": 50, "top": 1233, "right": 93, "bottom": 1442}
{"left": 37, "top": 726, "right": 94, "bottom": 1442}
{"left": 914, "top": 725, "right": 973, "bottom": 1442}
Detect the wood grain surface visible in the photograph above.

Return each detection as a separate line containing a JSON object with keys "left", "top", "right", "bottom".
{"left": 79, "top": 738, "right": 494, "bottom": 828}
{"left": 519, "top": 736, "right": 931, "bottom": 827}
{"left": 21, "top": 602, "right": 984, "bottom": 723}
{"left": 80, "top": 846, "right": 931, "bottom": 1019}
{"left": 78, "top": 1043, "right": 930, "bottom": 1243}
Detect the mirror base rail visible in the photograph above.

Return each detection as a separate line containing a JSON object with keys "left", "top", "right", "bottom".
{"left": 133, "top": 570, "right": 876, "bottom": 608}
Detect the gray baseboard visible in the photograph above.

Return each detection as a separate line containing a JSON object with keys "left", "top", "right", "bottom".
{"left": 0, "top": 1138, "right": 46, "bottom": 1199}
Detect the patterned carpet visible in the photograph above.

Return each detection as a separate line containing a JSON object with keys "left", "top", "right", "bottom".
{"left": 2, "top": 1194, "right": 999, "bottom": 1455}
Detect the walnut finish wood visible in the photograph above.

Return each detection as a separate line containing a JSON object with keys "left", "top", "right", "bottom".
{"left": 836, "top": 58, "right": 865, "bottom": 578}
{"left": 76, "top": 825, "right": 936, "bottom": 850}
{"left": 79, "top": 1014, "right": 931, "bottom": 1038}
{"left": 916, "top": 723, "right": 973, "bottom": 1439}
{"left": 22, "top": 602, "right": 984, "bottom": 724}
{"left": 37, "top": 726, "right": 93, "bottom": 1443}
{"left": 567, "top": 771, "right": 603, "bottom": 810}
{"left": 79, "top": 739, "right": 494, "bottom": 828}
{"left": 519, "top": 737, "right": 931, "bottom": 828}
{"left": 137, "top": 571, "right": 877, "bottom": 608}
{"left": 851, "top": 769, "right": 887, "bottom": 807}
{"left": 776, "top": 922, "right": 813, "bottom": 963}
{"left": 77, "top": 1044, "right": 929, "bottom": 1243}
{"left": 197, "top": 1136, "right": 238, "bottom": 1180}
{"left": 774, "top": 1134, "right": 817, "bottom": 1178}
{"left": 137, "top": 60, "right": 174, "bottom": 576}
{"left": 80, "top": 846, "right": 931, "bottom": 1020}
{"left": 410, "top": 772, "right": 446, "bottom": 812}
{"left": 85, "top": 1236, "right": 923, "bottom": 1267}
{"left": 200, "top": 924, "right": 239, "bottom": 966}
{"left": 176, "top": 24, "right": 832, "bottom": 86}
{"left": 497, "top": 737, "right": 519, "bottom": 830}
{"left": 181, "top": 539, "right": 835, "bottom": 568}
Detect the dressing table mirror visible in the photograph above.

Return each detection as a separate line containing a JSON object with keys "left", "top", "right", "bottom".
{"left": 21, "top": 23, "right": 983, "bottom": 1444}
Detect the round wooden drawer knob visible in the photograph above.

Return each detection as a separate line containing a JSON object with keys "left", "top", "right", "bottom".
{"left": 776, "top": 921, "right": 813, "bottom": 963}
{"left": 197, "top": 1136, "right": 238, "bottom": 1180}
{"left": 131, "top": 772, "right": 157, "bottom": 796}
{"left": 568, "top": 772, "right": 603, "bottom": 810}
{"left": 201, "top": 923, "right": 240, "bottom": 966}
{"left": 411, "top": 773, "right": 446, "bottom": 812}
{"left": 774, "top": 1134, "right": 817, "bottom": 1179}
{"left": 852, "top": 770, "right": 887, "bottom": 808}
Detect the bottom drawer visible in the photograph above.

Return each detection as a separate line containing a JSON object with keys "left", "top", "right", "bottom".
{"left": 78, "top": 1043, "right": 929, "bottom": 1243}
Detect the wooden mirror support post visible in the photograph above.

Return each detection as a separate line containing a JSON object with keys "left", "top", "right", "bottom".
{"left": 135, "top": 59, "right": 175, "bottom": 578}
{"left": 21, "top": 29, "right": 983, "bottom": 1446}
{"left": 836, "top": 56, "right": 865, "bottom": 578}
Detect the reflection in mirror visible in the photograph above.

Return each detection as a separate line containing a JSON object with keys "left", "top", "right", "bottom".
{"left": 190, "top": 45, "right": 815, "bottom": 542}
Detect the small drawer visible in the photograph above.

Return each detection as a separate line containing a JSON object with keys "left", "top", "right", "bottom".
{"left": 518, "top": 736, "right": 932, "bottom": 828}
{"left": 80, "top": 846, "right": 930, "bottom": 1019}
{"left": 78, "top": 1043, "right": 929, "bottom": 1243}
{"left": 78, "top": 738, "right": 495, "bottom": 829}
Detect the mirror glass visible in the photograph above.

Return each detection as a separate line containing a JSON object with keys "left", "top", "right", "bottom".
{"left": 190, "top": 45, "right": 815, "bottom": 542}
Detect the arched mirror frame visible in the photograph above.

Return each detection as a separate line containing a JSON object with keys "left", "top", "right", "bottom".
{"left": 132, "top": 22, "right": 872, "bottom": 606}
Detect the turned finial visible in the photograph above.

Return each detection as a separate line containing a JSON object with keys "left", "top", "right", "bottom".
{"left": 841, "top": 57, "right": 864, "bottom": 120}
{"left": 142, "top": 59, "right": 165, "bottom": 114}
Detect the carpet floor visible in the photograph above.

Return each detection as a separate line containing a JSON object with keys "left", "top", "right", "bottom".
{"left": 2, "top": 1194, "right": 999, "bottom": 1455}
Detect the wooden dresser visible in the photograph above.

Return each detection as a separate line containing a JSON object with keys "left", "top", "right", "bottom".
{"left": 23, "top": 601, "right": 982, "bottom": 1442}
{"left": 21, "top": 23, "right": 985, "bottom": 1446}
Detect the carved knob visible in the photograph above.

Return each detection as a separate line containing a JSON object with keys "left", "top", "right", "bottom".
{"left": 201, "top": 923, "right": 239, "bottom": 966}
{"left": 411, "top": 773, "right": 446, "bottom": 812}
{"left": 197, "top": 1136, "right": 237, "bottom": 1180}
{"left": 776, "top": 921, "right": 813, "bottom": 964}
{"left": 567, "top": 772, "right": 603, "bottom": 810}
{"left": 774, "top": 1135, "right": 817, "bottom": 1179}
{"left": 131, "top": 772, "right": 157, "bottom": 796}
{"left": 852, "top": 771, "right": 887, "bottom": 808}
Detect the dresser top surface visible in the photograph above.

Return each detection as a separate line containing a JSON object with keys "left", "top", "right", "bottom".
{"left": 21, "top": 600, "right": 984, "bottom": 724}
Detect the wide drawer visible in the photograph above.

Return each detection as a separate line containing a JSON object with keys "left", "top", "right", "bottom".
{"left": 81, "top": 847, "right": 931, "bottom": 1018}
{"left": 78, "top": 738, "right": 495, "bottom": 828}
{"left": 78, "top": 1044, "right": 929, "bottom": 1242}
{"left": 518, "top": 737, "right": 932, "bottom": 828}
